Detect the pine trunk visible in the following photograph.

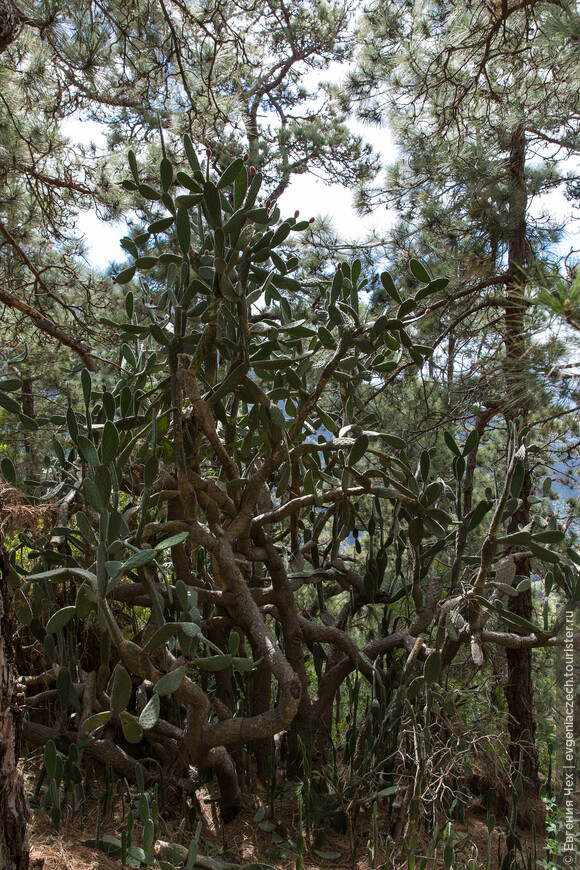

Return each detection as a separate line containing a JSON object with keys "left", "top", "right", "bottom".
{"left": 0, "top": 521, "right": 31, "bottom": 869}
{"left": 502, "top": 125, "right": 540, "bottom": 789}
{"left": 0, "top": 0, "right": 20, "bottom": 52}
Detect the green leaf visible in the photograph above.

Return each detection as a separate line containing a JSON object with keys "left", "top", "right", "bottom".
{"left": 95, "top": 464, "right": 112, "bottom": 507}
{"left": 138, "top": 183, "right": 162, "bottom": 201}
{"left": 268, "top": 404, "right": 286, "bottom": 430}
{"left": 408, "top": 517, "right": 424, "bottom": 547}
{"left": 423, "top": 651, "right": 441, "bottom": 685}
{"left": 349, "top": 434, "right": 369, "bottom": 465}
{"left": 408, "top": 347, "right": 424, "bottom": 367}
{"left": 8, "top": 345, "right": 28, "bottom": 365}
{"left": 101, "top": 421, "right": 120, "bottom": 465}
{"left": 467, "top": 499, "right": 492, "bottom": 530}
{"left": 179, "top": 621, "right": 202, "bottom": 639}
{"left": 176, "top": 208, "right": 191, "bottom": 254}
{"left": 144, "top": 454, "right": 158, "bottom": 489}
{"left": 533, "top": 529, "right": 565, "bottom": 544}
{"left": 318, "top": 325, "right": 336, "bottom": 348}
{"left": 142, "top": 623, "right": 178, "bottom": 653}
{"left": 462, "top": 429, "right": 479, "bottom": 456}
{"left": 409, "top": 258, "right": 431, "bottom": 283}
{"left": 0, "top": 377, "right": 22, "bottom": 392}
{"left": 529, "top": 541, "right": 560, "bottom": 564}
{"left": 195, "top": 654, "right": 233, "bottom": 671}
{"left": 135, "top": 256, "right": 158, "bottom": 270}
{"left": 494, "top": 583, "right": 518, "bottom": 597}
{"left": 139, "top": 693, "right": 161, "bottom": 730}
{"left": 496, "top": 531, "right": 531, "bottom": 546}
{"left": 175, "top": 194, "right": 203, "bottom": 209}
{"left": 271, "top": 221, "right": 292, "bottom": 247}
{"left": 1, "top": 457, "right": 16, "bottom": 485}
{"left": 121, "top": 548, "right": 157, "bottom": 572}
{"left": 373, "top": 360, "right": 398, "bottom": 373}
{"left": 222, "top": 207, "right": 247, "bottom": 237}
{"left": 0, "top": 391, "right": 20, "bottom": 414}
{"left": 398, "top": 298, "right": 416, "bottom": 318}
{"left": 83, "top": 710, "right": 113, "bottom": 733}
{"left": 233, "top": 656, "right": 255, "bottom": 672}
{"left": 498, "top": 611, "right": 542, "bottom": 635}
{"left": 420, "top": 450, "right": 430, "bottom": 482}
{"left": 44, "top": 740, "right": 57, "bottom": 779}
{"left": 46, "top": 606, "right": 76, "bottom": 634}
{"left": 110, "top": 665, "right": 133, "bottom": 715}
{"left": 148, "top": 216, "right": 175, "bottom": 234}
{"left": 415, "top": 276, "right": 449, "bottom": 300}
{"left": 128, "top": 150, "right": 139, "bottom": 181}
{"left": 203, "top": 181, "right": 222, "bottom": 227}
{"left": 276, "top": 462, "right": 290, "bottom": 498}
{"left": 380, "top": 274, "right": 401, "bottom": 302}
{"left": 511, "top": 462, "right": 525, "bottom": 498}
{"left": 84, "top": 478, "right": 104, "bottom": 513}
{"left": 244, "top": 170, "right": 262, "bottom": 209}
{"left": 158, "top": 253, "right": 182, "bottom": 267}
{"left": 114, "top": 266, "right": 136, "bottom": 285}
{"left": 444, "top": 842, "right": 454, "bottom": 870}
{"left": 407, "top": 676, "right": 425, "bottom": 700}
{"left": 377, "top": 786, "right": 399, "bottom": 797}
{"left": 542, "top": 476, "right": 553, "bottom": 497}
{"left": 157, "top": 531, "right": 190, "bottom": 549}
{"left": 380, "top": 433, "right": 407, "bottom": 451}
{"left": 253, "top": 807, "right": 266, "bottom": 823}
{"left": 217, "top": 158, "right": 244, "bottom": 188}
{"left": 183, "top": 134, "right": 201, "bottom": 173}
{"left": 422, "top": 480, "right": 443, "bottom": 505}
{"left": 58, "top": 674, "right": 75, "bottom": 717}
{"left": 443, "top": 430, "right": 461, "bottom": 456}
{"left": 77, "top": 435, "right": 100, "bottom": 467}
{"left": 234, "top": 165, "right": 248, "bottom": 209}
{"left": 452, "top": 455, "right": 465, "bottom": 481}
{"left": 313, "top": 852, "right": 342, "bottom": 860}
{"left": 160, "top": 157, "right": 173, "bottom": 191}
{"left": 76, "top": 511, "right": 97, "bottom": 543}
{"left": 155, "top": 665, "right": 186, "bottom": 696}
{"left": 18, "top": 413, "right": 38, "bottom": 431}
{"left": 119, "top": 711, "right": 143, "bottom": 744}
{"left": 246, "top": 207, "right": 270, "bottom": 224}
{"left": 150, "top": 323, "right": 170, "bottom": 345}
{"left": 81, "top": 368, "right": 91, "bottom": 408}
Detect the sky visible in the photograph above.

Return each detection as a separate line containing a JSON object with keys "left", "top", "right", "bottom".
{"left": 66, "top": 109, "right": 580, "bottom": 274}
{"left": 65, "top": 115, "right": 396, "bottom": 270}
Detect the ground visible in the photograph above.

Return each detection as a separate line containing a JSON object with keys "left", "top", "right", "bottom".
{"left": 22, "top": 760, "right": 548, "bottom": 870}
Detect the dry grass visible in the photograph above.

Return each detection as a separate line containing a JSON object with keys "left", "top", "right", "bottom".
{"left": 22, "top": 758, "right": 548, "bottom": 870}
{"left": 29, "top": 811, "right": 122, "bottom": 870}
{"left": 0, "top": 483, "right": 57, "bottom": 535}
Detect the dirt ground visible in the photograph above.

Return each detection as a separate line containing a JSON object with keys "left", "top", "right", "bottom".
{"left": 23, "top": 761, "right": 548, "bottom": 870}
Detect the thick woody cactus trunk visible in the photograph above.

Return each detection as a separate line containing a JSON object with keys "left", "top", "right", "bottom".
{"left": 0, "top": 515, "right": 31, "bottom": 870}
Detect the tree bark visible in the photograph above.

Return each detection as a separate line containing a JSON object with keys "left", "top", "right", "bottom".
{"left": 502, "top": 124, "right": 540, "bottom": 789}
{"left": 0, "top": 0, "right": 20, "bottom": 52}
{"left": 0, "top": 516, "right": 31, "bottom": 870}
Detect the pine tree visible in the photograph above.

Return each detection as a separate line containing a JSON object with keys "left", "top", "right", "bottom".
{"left": 348, "top": 0, "right": 580, "bottom": 787}
{"left": 0, "top": 0, "right": 379, "bottom": 369}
